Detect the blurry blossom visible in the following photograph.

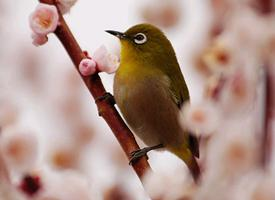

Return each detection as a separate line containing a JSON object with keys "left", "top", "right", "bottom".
{"left": 36, "top": 169, "right": 93, "bottom": 200}
{"left": 232, "top": 170, "right": 275, "bottom": 200}
{"left": 143, "top": 167, "right": 195, "bottom": 200}
{"left": 138, "top": 0, "right": 182, "bottom": 29}
{"left": 180, "top": 0, "right": 275, "bottom": 200}
{"left": 180, "top": 101, "right": 221, "bottom": 136}
{"left": 0, "top": 0, "right": 275, "bottom": 199}
{"left": 0, "top": 127, "right": 38, "bottom": 173}
{"left": 103, "top": 184, "right": 135, "bottom": 200}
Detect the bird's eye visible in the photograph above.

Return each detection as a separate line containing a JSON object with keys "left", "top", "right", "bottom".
{"left": 134, "top": 33, "right": 147, "bottom": 44}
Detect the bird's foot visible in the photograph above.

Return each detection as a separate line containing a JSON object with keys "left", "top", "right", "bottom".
{"left": 129, "top": 144, "right": 164, "bottom": 165}
{"left": 129, "top": 149, "right": 149, "bottom": 165}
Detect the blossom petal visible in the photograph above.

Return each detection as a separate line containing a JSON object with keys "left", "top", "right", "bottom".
{"left": 29, "top": 3, "right": 59, "bottom": 36}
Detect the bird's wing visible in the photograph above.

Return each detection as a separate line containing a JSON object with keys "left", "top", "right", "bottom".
{"left": 164, "top": 62, "right": 189, "bottom": 108}
{"left": 167, "top": 64, "right": 200, "bottom": 158}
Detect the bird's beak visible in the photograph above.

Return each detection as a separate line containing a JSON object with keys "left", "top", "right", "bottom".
{"left": 105, "top": 30, "right": 127, "bottom": 39}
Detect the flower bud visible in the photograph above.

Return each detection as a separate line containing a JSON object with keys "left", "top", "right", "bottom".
{"left": 31, "top": 33, "right": 48, "bottom": 46}
{"left": 79, "top": 58, "right": 97, "bottom": 76}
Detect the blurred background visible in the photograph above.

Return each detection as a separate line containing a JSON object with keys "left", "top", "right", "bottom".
{"left": 0, "top": 0, "right": 275, "bottom": 199}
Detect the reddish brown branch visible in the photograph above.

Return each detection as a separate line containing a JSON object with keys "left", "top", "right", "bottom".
{"left": 250, "top": 0, "right": 273, "bottom": 14}
{"left": 38, "top": 0, "right": 151, "bottom": 180}
{"left": 262, "top": 66, "right": 274, "bottom": 168}
{"left": 257, "top": 0, "right": 272, "bottom": 14}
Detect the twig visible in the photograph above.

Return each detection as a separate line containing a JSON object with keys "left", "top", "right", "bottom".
{"left": 38, "top": 0, "right": 151, "bottom": 181}
{"left": 257, "top": 0, "right": 272, "bottom": 14}
{"left": 262, "top": 66, "right": 274, "bottom": 168}
{"left": 258, "top": 0, "right": 273, "bottom": 169}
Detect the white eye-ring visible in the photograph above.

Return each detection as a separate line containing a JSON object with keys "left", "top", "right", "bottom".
{"left": 134, "top": 33, "right": 147, "bottom": 44}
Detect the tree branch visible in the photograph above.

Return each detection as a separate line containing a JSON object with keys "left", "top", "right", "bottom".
{"left": 262, "top": 66, "right": 274, "bottom": 168}
{"left": 257, "top": 0, "right": 272, "bottom": 14}
{"left": 257, "top": 0, "right": 273, "bottom": 169}
{"left": 38, "top": 0, "right": 151, "bottom": 181}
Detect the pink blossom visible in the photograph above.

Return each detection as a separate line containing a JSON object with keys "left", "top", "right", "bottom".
{"left": 206, "top": 124, "right": 259, "bottom": 179}
{"left": 0, "top": 128, "right": 38, "bottom": 172}
{"left": 57, "top": 0, "right": 78, "bottom": 14}
{"left": 219, "top": 66, "right": 257, "bottom": 116}
{"left": 31, "top": 33, "right": 48, "bottom": 46}
{"left": 93, "top": 45, "right": 119, "bottom": 74}
{"left": 180, "top": 101, "right": 221, "bottom": 136}
{"left": 202, "top": 40, "right": 233, "bottom": 74}
{"left": 143, "top": 168, "right": 195, "bottom": 200}
{"left": 232, "top": 171, "right": 275, "bottom": 200}
{"left": 140, "top": 0, "right": 181, "bottom": 28}
{"left": 29, "top": 3, "right": 59, "bottom": 36}
{"left": 38, "top": 170, "right": 92, "bottom": 200}
{"left": 79, "top": 58, "right": 97, "bottom": 76}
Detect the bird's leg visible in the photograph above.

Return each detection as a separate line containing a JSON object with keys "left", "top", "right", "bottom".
{"left": 129, "top": 144, "right": 164, "bottom": 165}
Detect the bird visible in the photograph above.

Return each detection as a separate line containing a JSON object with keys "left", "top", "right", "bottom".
{"left": 106, "top": 23, "right": 200, "bottom": 181}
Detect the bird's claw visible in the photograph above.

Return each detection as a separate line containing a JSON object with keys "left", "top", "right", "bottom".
{"left": 129, "top": 144, "right": 164, "bottom": 165}
{"left": 130, "top": 149, "right": 141, "bottom": 156}
{"left": 129, "top": 148, "right": 149, "bottom": 165}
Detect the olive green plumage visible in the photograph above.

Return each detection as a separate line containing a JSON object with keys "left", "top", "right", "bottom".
{"left": 107, "top": 23, "right": 200, "bottom": 181}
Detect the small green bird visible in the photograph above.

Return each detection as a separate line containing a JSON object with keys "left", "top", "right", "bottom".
{"left": 106, "top": 24, "right": 200, "bottom": 181}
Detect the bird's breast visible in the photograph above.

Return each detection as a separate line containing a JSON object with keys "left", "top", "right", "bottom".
{"left": 113, "top": 67, "right": 185, "bottom": 147}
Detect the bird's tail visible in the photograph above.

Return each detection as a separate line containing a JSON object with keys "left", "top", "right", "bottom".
{"left": 186, "top": 155, "right": 200, "bottom": 182}
{"left": 170, "top": 148, "right": 201, "bottom": 182}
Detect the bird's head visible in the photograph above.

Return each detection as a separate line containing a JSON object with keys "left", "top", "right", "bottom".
{"left": 106, "top": 23, "right": 176, "bottom": 64}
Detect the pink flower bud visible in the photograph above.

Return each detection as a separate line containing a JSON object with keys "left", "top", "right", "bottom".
{"left": 79, "top": 58, "right": 97, "bottom": 76}
{"left": 31, "top": 33, "right": 48, "bottom": 46}
{"left": 93, "top": 45, "right": 120, "bottom": 74}
{"left": 29, "top": 3, "right": 59, "bottom": 36}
